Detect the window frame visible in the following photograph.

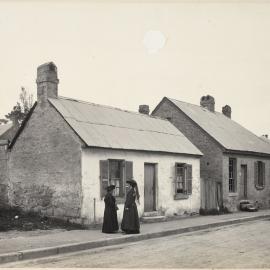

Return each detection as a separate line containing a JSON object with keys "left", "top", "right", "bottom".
{"left": 229, "top": 158, "right": 237, "bottom": 193}
{"left": 100, "top": 159, "right": 133, "bottom": 200}
{"left": 255, "top": 161, "right": 265, "bottom": 190}
{"left": 174, "top": 163, "right": 192, "bottom": 200}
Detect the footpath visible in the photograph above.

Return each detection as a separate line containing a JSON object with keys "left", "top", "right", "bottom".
{"left": 0, "top": 209, "right": 270, "bottom": 265}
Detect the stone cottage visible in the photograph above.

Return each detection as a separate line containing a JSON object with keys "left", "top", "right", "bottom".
{"left": 152, "top": 96, "right": 270, "bottom": 212}
{"left": 6, "top": 62, "right": 203, "bottom": 225}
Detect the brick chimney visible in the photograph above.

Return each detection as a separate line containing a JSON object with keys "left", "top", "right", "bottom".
{"left": 222, "top": 105, "right": 232, "bottom": 118}
{"left": 36, "top": 62, "right": 59, "bottom": 103}
{"left": 139, "top": 105, "right": 150, "bottom": 115}
{"left": 200, "top": 95, "right": 215, "bottom": 112}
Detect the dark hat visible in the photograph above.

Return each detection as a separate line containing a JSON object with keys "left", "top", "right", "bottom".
{"left": 106, "top": 185, "right": 115, "bottom": 191}
{"left": 126, "top": 179, "right": 137, "bottom": 187}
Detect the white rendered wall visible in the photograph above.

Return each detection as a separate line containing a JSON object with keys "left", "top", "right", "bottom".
{"left": 81, "top": 148, "right": 201, "bottom": 224}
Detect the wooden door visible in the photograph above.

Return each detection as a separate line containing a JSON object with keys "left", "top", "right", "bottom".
{"left": 241, "top": 165, "right": 247, "bottom": 199}
{"left": 215, "top": 182, "right": 222, "bottom": 209}
{"left": 144, "top": 164, "right": 156, "bottom": 212}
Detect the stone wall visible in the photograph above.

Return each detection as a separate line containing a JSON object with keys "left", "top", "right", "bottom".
{"left": 152, "top": 99, "right": 223, "bottom": 209}
{"left": 0, "top": 144, "right": 9, "bottom": 207}
{"left": 8, "top": 101, "right": 83, "bottom": 218}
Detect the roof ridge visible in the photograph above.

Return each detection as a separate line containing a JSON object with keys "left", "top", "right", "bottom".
{"left": 56, "top": 96, "right": 168, "bottom": 122}
{"left": 168, "top": 97, "right": 225, "bottom": 115}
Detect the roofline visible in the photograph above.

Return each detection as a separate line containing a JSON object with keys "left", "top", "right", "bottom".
{"left": 8, "top": 102, "right": 38, "bottom": 149}
{"left": 83, "top": 145, "right": 203, "bottom": 157}
{"left": 153, "top": 97, "right": 226, "bottom": 151}
{"left": 223, "top": 149, "right": 270, "bottom": 158}
{"left": 48, "top": 99, "right": 87, "bottom": 146}
{"left": 56, "top": 96, "right": 168, "bottom": 122}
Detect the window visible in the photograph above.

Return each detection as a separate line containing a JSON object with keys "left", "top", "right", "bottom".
{"left": 229, "top": 158, "right": 237, "bottom": 193}
{"left": 100, "top": 159, "right": 133, "bottom": 198}
{"left": 175, "top": 163, "right": 192, "bottom": 197}
{"left": 254, "top": 161, "right": 265, "bottom": 189}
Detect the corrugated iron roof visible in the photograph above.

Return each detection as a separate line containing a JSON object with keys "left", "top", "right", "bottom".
{"left": 168, "top": 97, "right": 270, "bottom": 155}
{"left": 49, "top": 97, "right": 202, "bottom": 156}
{"left": 0, "top": 123, "right": 12, "bottom": 138}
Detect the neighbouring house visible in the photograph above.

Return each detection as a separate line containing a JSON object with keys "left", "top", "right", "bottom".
{"left": 260, "top": 134, "right": 270, "bottom": 144}
{"left": 6, "top": 62, "right": 202, "bottom": 225}
{"left": 0, "top": 139, "right": 9, "bottom": 207}
{"left": 152, "top": 96, "right": 270, "bottom": 212}
{"left": 0, "top": 123, "right": 12, "bottom": 140}
{"left": 0, "top": 119, "right": 20, "bottom": 141}
{"left": 0, "top": 119, "right": 19, "bottom": 207}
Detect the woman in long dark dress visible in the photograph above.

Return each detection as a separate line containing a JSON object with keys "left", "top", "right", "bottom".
{"left": 121, "top": 179, "right": 140, "bottom": 234}
{"left": 102, "top": 185, "right": 119, "bottom": 233}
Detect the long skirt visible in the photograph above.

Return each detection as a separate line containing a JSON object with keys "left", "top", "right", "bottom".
{"left": 102, "top": 207, "right": 119, "bottom": 233}
{"left": 121, "top": 204, "right": 140, "bottom": 234}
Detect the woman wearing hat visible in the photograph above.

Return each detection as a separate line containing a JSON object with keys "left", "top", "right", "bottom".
{"left": 121, "top": 179, "right": 140, "bottom": 234}
{"left": 102, "top": 185, "right": 119, "bottom": 233}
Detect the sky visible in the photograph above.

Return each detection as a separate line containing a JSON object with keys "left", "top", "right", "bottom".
{"left": 0, "top": 0, "right": 270, "bottom": 137}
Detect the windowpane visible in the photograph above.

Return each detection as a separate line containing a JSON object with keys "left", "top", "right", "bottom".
{"left": 175, "top": 163, "right": 186, "bottom": 194}
{"left": 109, "top": 160, "right": 122, "bottom": 197}
{"left": 257, "top": 161, "right": 265, "bottom": 187}
{"left": 229, "top": 158, "right": 237, "bottom": 193}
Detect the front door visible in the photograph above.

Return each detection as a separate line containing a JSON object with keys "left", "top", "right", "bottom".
{"left": 144, "top": 163, "right": 156, "bottom": 212}
{"left": 241, "top": 165, "right": 248, "bottom": 199}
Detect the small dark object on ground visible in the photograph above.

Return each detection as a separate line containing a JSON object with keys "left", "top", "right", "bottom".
{"left": 199, "top": 207, "right": 230, "bottom": 216}
{"left": 0, "top": 207, "right": 86, "bottom": 232}
{"left": 239, "top": 200, "right": 258, "bottom": 212}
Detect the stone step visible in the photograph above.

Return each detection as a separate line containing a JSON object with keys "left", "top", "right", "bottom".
{"left": 141, "top": 215, "right": 166, "bottom": 223}
{"left": 142, "top": 211, "right": 160, "bottom": 217}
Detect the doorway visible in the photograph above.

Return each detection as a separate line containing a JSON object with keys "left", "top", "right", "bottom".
{"left": 241, "top": 165, "right": 248, "bottom": 199}
{"left": 144, "top": 163, "right": 156, "bottom": 212}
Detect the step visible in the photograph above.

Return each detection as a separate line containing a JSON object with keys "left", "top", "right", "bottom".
{"left": 141, "top": 215, "right": 166, "bottom": 223}
{"left": 142, "top": 211, "right": 160, "bottom": 217}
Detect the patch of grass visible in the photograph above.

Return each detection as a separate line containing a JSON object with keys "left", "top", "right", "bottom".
{"left": 0, "top": 207, "right": 86, "bottom": 232}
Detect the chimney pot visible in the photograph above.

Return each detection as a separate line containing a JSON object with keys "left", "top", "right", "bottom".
{"left": 222, "top": 105, "right": 232, "bottom": 118}
{"left": 200, "top": 95, "right": 215, "bottom": 112}
{"left": 36, "top": 62, "right": 59, "bottom": 103}
{"left": 139, "top": 105, "right": 150, "bottom": 115}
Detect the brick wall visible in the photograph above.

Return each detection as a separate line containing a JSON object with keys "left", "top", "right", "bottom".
{"left": 223, "top": 153, "right": 270, "bottom": 211}
{"left": 153, "top": 99, "right": 224, "bottom": 209}
{"left": 8, "top": 101, "right": 83, "bottom": 218}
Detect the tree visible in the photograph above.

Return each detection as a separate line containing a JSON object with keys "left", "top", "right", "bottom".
{"left": 0, "top": 87, "right": 34, "bottom": 125}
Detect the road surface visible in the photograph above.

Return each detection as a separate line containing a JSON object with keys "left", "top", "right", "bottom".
{"left": 2, "top": 219, "right": 270, "bottom": 268}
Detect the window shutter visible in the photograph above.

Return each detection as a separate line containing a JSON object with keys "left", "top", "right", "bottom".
{"left": 100, "top": 160, "right": 109, "bottom": 198}
{"left": 125, "top": 161, "right": 133, "bottom": 181}
{"left": 175, "top": 162, "right": 178, "bottom": 194}
{"left": 125, "top": 161, "right": 133, "bottom": 196}
{"left": 186, "top": 164, "right": 192, "bottom": 194}
{"left": 262, "top": 162, "right": 265, "bottom": 187}
{"left": 254, "top": 161, "right": 258, "bottom": 187}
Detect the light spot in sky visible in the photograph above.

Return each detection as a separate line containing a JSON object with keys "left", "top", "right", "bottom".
{"left": 143, "top": 30, "right": 166, "bottom": 54}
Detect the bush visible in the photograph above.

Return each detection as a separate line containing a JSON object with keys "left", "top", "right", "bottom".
{"left": 0, "top": 207, "right": 85, "bottom": 232}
